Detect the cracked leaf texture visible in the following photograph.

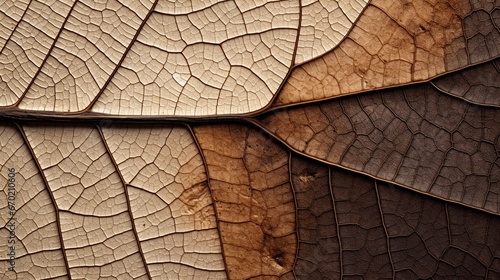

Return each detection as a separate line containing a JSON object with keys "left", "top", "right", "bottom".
{"left": 0, "top": 0, "right": 368, "bottom": 115}
{"left": 1, "top": 0, "right": 500, "bottom": 279}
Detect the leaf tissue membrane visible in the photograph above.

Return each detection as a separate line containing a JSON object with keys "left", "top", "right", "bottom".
{"left": 0, "top": 0, "right": 499, "bottom": 279}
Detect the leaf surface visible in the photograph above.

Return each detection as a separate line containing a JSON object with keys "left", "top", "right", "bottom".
{"left": 432, "top": 58, "right": 500, "bottom": 107}
{"left": 0, "top": 0, "right": 369, "bottom": 115}
{"left": 275, "top": 0, "right": 500, "bottom": 106}
{"left": 258, "top": 82, "right": 500, "bottom": 214}
{"left": 1, "top": 0, "right": 500, "bottom": 279}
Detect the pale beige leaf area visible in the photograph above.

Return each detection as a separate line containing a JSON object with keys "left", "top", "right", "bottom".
{"left": 1, "top": 123, "right": 226, "bottom": 279}
{"left": 0, "top": 124, "right": 67, "bottom": 279}
{"left": 101, "top": 125, "right": 225, "bottom": 279}
{"left": 0, "top": 0, "right": 369, "bottom": 115}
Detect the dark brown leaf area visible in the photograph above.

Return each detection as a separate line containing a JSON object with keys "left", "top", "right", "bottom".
{"left": 292, "top": 155, "right": 500, "bottom": 279}
{"left": 464, "top": 2, "right": 500, "bottom": 63}
{"left": 380, "top": 181, "right": 500, "bottom": 279}
{"left": 432, "top": 58, "right": 500, "bottom": 106}
{"left": 259, "top": 83, "right": 500, "bottom": 214}
{"left": 331, "top": 169, "right": 393, "bottom": 279}
{"left": 291, "top": 156, "right": 340, "bottom": 279}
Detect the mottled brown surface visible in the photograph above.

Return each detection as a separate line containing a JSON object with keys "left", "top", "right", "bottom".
{"left": 275, "top": 0, "right": 500, "bottom": 106}
{"left": 194, "top": 124, "right": 296, "bottom": 280}
{"left": 259, "top": 83, "right": 500, "bottom": 214}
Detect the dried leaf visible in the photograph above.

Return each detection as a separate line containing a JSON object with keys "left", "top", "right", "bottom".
{"left": 275, "top": 0, "right": 500, "bottom": 106}
{"left": 1, "top": 0, "right": 500, "bottom": 279}
{"left": 0, "top": 0, "right": 368, "bottom": 115}
{"left": 432, "top": 58, "right": 500, "bottom": 107}
{"left": 258, "top": 83, "right": 500, "bottom": 213}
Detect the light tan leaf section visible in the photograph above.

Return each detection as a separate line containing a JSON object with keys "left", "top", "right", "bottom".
{"left": 91, "top": 0, "right": 300, "bottom": 116}
{"left": 295, "top": 0, "right": 368, "bottom": 64}
{"left": 0, "top": 123, "right": 225, "bottom": 279}
{"left": 276, "top": 0, "right": 499, "bottom": 106}
{"left": 0, "top": 123, "right": 67, "bottom": 279}
{"left": 0, "top": 0, "right": 75, "bottom": 106}
{"left": 24, "top": 124, "right": 149, "bottom": 279}
{"left": 194, "top": 124, "right": 296, "bottom": 280}
{"left": 18, "top": 0, "right": 157, "bottom": 112}
{"left": 0, "top": 0, "right": 370, "bottom": 116}
{"left": 0, "top": 0, "right": 30, "bottom": 50}
{"left": 101, "top": 124, "right": 226, "bottom": 279}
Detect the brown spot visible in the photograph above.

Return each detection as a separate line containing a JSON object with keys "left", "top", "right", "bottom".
{"left": 272, "top": 250, "right": 285, "bottom": 267}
